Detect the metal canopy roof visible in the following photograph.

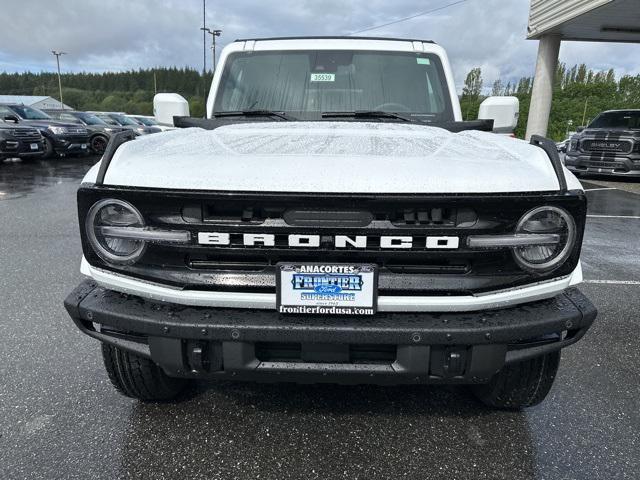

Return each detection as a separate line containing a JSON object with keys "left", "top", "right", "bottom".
{"left": 528, "top": 0, "right": 640, "bottom": 42}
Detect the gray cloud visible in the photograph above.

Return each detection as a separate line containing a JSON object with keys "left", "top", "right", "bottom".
{"left": 0, "top": 0, "right": 638, "bottom": 90}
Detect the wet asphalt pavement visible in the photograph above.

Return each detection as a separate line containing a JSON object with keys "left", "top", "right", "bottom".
{"left": 1, "top": 157, "right": 639, "bottom": 480}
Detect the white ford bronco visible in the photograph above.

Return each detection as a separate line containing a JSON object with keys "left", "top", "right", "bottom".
{"left": 65, "top": 37, "right": 596, "bottom": 409}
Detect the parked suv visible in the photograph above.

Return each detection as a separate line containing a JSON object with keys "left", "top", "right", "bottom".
{"left": 65, "top": 37, "right": 596, "bottom": 409}
{"left": 0, "top": 119, "right": 45, "bottom": 160}
{"left": 45, "top": 110, "right": 128, "bottom": 155}
{"left": 127, "top": 114, "right": 174, "bottom": 132}
{"left": 564, "top": 109, "right": 640, "bottom": 178}
{"left": 91, "top": 112, "right": 161, "bottom": 135}
{"left": 0, "top": 104, "right": 89, "bottom": 158}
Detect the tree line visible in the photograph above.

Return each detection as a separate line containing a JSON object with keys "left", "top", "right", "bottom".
{"left": 2, "top": 64, "right": 639, "bottom": 140}
{"left": 461, "top": 63, "right": 640, "bottom": 140}
{"left": 0, "top": 67, "right": 210, "bottom": 117}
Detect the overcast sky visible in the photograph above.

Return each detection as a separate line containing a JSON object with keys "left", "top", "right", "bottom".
{"left": 1, "top": 0, "right": 639, "bottom": 91}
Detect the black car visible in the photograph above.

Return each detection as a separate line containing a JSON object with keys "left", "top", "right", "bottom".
{"left": 0, "top": 120, "right": 45, "bottom": 160}
{"left": 564, "top": 110, "right": 640, "bottom": 178}
{"left": 44, "top": 110, "right": 128, "bottom": 155}
{"left": 91, "top": 112, "right": 161, "bottom": 135}
{"left": 0, "top": 104, "right": 90, "bottom": 158}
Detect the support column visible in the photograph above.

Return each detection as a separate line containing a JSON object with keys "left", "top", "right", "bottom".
{"left": 525, "top": 34, "right": 561, "bottom": 140}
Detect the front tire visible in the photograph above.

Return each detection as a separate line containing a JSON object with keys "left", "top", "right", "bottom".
{"left": 101, "top": 344, "right": 191, "bottom": 401}
{"left": 471, "top": 351, "right": 560, "bottom": 409}
{"left": 42, "top": 137, "right": 56, "bottom": 159}
{"left": 90, "top": 134, "right": 108, "bottom": 155}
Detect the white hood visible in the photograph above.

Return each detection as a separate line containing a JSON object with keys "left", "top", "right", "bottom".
{"left": 84, "top": 122, "right": 581, "bottom": 193}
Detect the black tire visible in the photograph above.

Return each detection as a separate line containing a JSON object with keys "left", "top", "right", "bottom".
{"left": 471, "top": 351, "right": 560, "bottom": 409}
{"left": 42, "top": 137, "right": 56, "bottom": 159}
{"left": 101, "top": 343, "right": 190, "bottom": 401}
{"left": 90, "top": 134, "right": 109, "bottom": 155}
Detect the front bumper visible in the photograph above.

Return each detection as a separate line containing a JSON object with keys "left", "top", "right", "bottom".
{"left": 51, "top": 135, "right": 90, "bottom": 153}
{"left": 0, "top": 138, "right": 45, "bottom": 158}
{"left": 65, "top": 280, "right": 597, "bottom": 385}
{"left": 565, "top": 154, "right": 640, "bottom": 177}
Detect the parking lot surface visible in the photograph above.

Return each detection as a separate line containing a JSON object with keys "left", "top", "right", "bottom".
{"left": 1, "top": 157, "right": 639, "bottom": 480}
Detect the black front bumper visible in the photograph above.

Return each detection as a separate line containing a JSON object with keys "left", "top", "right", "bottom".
{"left": 51, "top": 134, "right": 90, "bottom": 153}
{"left": 565, "top": 154, "right": 640, "bottom": 177}
{"left": 64, "top": 280, "right": 596, "bottom": 385}
{"left": 0, "top": 138, "right": 45, "bottom": 158}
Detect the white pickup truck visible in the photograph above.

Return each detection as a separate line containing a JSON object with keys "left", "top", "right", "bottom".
{"left": 65, "top": 36, "right": 596, "bottom": 409}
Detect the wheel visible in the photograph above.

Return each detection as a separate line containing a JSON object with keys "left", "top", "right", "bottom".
{"left": 90, "top": 135, "right": 109, "bottom": 155}
{"left": 471, "top": 351, "right": 560, "bottom": 409}
{"left": 42, "top": 137, "right": 56, "bottom": 158}
{"left": 101, "top": 343, "right": 191, "bottom": 401}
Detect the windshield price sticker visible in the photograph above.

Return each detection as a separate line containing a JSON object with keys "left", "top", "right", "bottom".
{"left": 277, "top": 264, "right": 377, "bottom": 315}
{"left": 310, "top": 73, "right": 336, "bottom": 82}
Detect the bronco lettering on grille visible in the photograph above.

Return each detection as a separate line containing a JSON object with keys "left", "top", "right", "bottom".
{"left": 197, "top": 233, "right": 460, "bottom": 249}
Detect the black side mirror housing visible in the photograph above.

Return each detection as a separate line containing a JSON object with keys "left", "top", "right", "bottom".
{"left": 4, "top": 114, "right": 19, "bottom": 123}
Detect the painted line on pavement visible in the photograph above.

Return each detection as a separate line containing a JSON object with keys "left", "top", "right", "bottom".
{"left": 587, "top": 215, "right": 640, "bottom": 219}
{"left": 584, "top": 279, "right": 640, "bottom": 285}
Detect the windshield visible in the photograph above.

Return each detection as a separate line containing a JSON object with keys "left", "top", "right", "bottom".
{"left": 134, "top": 117, "right": 157, "bottom": 126}
{"left": 589, "top": 111, "right": 640, "bottom": 130}
{"left": 214, "top": 50, "right": 453, "bottom": 122}
{"left": 10, "top": 105, "right": 52, "bottom": 120}
{"left": 75, "top": 112, "right": 108, "bottom": 125}
{"left": 111, "top": 114, "right": 138, "bottom": 126}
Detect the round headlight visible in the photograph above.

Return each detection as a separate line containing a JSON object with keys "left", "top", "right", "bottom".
{"left": 513, "top": 206, "right": 576, "bottom": 273}
{"left": 86, "top": 199, "right": 146, "bottom": 264}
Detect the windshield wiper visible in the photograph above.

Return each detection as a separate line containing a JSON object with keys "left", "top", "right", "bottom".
{"left": 214, "top": 110, "right": 296, "bottom": 121}
{"left": 321, "top": 110, "right": 419, "bottom": 123}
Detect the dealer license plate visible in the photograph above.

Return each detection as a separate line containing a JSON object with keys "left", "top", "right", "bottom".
{"left": 30, "top": 143, "right": 39, "bottom": 150}
{"left": 277, "top": 263, "right": 377, "bottom": 315}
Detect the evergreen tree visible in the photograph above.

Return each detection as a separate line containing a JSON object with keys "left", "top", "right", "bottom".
{"left": 491, "top": 79, "right": 503, "bottom": 96}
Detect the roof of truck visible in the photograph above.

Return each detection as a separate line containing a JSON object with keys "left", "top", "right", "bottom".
{"left": 234, "top": 36, "right": 435, "bottom": 44}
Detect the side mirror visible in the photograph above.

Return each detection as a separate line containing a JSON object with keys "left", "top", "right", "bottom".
{"left": 4, "top": 114, "right": 19, "bottom": 123}
{"left": 478, "top": 96, "right": 519, "bottom": 134}
{"left": 153, "top": 93, "right": 190, "bottom": 127}
{"left": 576, "top": 126, "right": 585, "bottom": 133}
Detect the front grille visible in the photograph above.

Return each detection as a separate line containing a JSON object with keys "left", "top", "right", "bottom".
{"left": 10, "top": 128, "right": 41, "bottom": 140}
{"left": 192, "top": 202, "right": 473, "bottom": 228}
{"left": 65, "top": 127, "right": 88, "bottom": 135}
{"left": 581, "top": 139, "right": 633, "bottom": 154}
{"left": 78, "top": 187, "right": 587, "bottom": 296}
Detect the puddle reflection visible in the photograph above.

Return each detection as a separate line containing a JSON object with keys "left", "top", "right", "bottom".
{"left": 0, "top": 156, "right": 98, "bottom": 200}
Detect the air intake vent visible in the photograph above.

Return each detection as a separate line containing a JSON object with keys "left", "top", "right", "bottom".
{"left": 392, "top": 207, "right": 477, "bottom": 227}
{"left": 283, "top": 209, "right": 373, "bottom": 227}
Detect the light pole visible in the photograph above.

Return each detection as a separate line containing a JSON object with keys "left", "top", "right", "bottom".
{"left": 200, "top": 0, "right": 207, "bottom": 117}
{"left": 203, "top": 28, "right": 222, "bottom": 73}
{"left": 51, "top": 50, "right": 67, "bottom": 110}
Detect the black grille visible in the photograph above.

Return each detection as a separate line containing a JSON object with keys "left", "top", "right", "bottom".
{"left": 65, "top": 126, "right": 88, "bottom": 135}
{"left": 77, "top": 187, "right": 587, "bottom": 296}
{"left": 191, "top": 202, "right": 473, "bottom": 228}
{"left": 10, "top": 128, "right": 41, "bottom": 140}
{"left": 581, "top": 139, "right": 633, "bottom": 154}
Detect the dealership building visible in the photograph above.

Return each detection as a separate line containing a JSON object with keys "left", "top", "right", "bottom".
{"left": 526, "top": 0, "right": 640, "bottom": 139}
{"left": 0, "top": 95, "right": 71, "bottom": 111}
